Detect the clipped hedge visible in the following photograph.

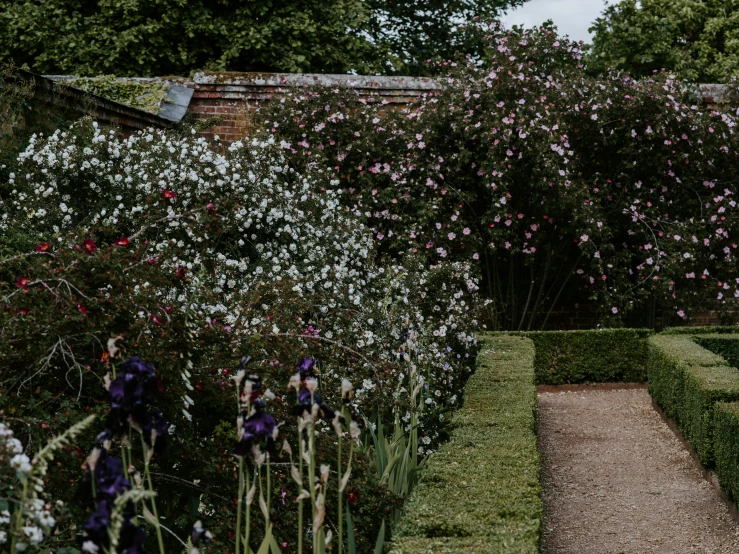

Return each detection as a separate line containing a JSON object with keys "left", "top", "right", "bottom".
{"left": 648, "top": 334, "right": 739, "bottom": 466}
{"left": 505, "top": 328, "right": 653, "bottom": 385}
{"left": 662, "top": 326, "right": 739, "bottom": 335}
{"left": 695, "top": 334, "right": 739, "bottom": 369}
{"left": 647, "top": 334, "right": 728, "bottom": 421}
{"left": 714, "top": 402, "right": 739, "bottom": 502}
{"left": 390, "top": 335, "right": 541, "bottom": 554}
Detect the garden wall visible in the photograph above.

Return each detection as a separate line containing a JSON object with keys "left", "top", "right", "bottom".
{"left": 181, "top": 72, "right": 440, "bottom": 142}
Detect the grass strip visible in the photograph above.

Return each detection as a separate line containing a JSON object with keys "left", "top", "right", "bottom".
{"left": 390, "top": 335, "right": 541, "bottom": 554}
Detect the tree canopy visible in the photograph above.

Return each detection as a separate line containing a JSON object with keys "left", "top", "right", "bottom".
{"left": 0, "top": 0, "right": 521, "bottom": 77}
{"left": 587, "top": 0, "right": 739, "bottom": 82}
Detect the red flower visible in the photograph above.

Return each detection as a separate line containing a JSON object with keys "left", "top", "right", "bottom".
{"left": 114, "top": 237, "right": 129, "bottom": 247}
{"left": 145, "top": 257, "right": 158, "bottom": 265}
{"left": 83, "top": 239, "right": 97, "bottom": 253}
{"left": 35, "top": 242, "right": 50, "bottom": 252}
{"left": 164, "top": 306, "right": 174, "bottom": 314}
{"left": 149, "top": 314, "right": 162, "bottom": 326}
{"left": 99, "top": 351, "right": 110, "bottom": 363}
{"left": 16, "top": 276, "right": 29, "bottom": 290}
{"left": 206, "top": 202, "right": 215, "bottom": 211}
{"left": 162, "top": 189, "right": 178, "bottom": 199}
{"left": 347, "top": 490, "right": 359, "bottom": 504}
{"left": 175, "top": 266, "right": 187, "bottom": 279}
{"left": 14, "top": 308, "right": 30, "bottom": 317}
{"left": 77, "top": 303, "right": 88, "bottom": 315}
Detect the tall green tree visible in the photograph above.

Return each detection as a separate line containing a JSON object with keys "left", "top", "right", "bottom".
{"left": 0, "top": 0, "right": 522, "bottom": 77}
{"left": 0, "top": 0, "right": 384, "bottom": 76}
{"left": 365, "top": 0, "right": 526, "bottom": 75}
{"left": 587, "top": 0, "right": 739, "bottom": 82}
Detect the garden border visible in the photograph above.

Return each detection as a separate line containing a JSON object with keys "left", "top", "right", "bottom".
{"left": 389, "top": 335, "right": 542, "bottom": 554}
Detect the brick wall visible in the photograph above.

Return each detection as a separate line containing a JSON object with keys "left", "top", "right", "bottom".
{"left": 179, "top": 72, "right": 441, "bottom": 142}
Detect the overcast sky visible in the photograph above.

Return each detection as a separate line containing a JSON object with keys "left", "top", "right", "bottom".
{"left": 500, "top": 0, "right": 622, "bottom": 44}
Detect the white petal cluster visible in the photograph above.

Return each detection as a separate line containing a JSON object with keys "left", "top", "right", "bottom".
{"left": 0, "top": 425, "right": 58, "bottom": 549}
{"left": 4, "top": 122, "right": 480, "bottom": 444}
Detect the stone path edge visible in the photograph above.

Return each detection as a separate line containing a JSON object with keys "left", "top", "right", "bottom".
{"left": 536, "top": 382, "right": 647, "bottom": 393}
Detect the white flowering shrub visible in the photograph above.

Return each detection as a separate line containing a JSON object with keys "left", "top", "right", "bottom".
{"left": 0, "top": 418, "right": 94, "bottom": 552}
{"left": 0, "top": 120, "right": 479, "bottom": 550}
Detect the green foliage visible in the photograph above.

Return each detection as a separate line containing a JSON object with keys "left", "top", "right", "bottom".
{"left": 713, "top": 401, "right": 739, "bottom": 502}
{"left": 647, "top": 333, "right": 739, "bottom": 466}
{"left": 365, "top": 414, "right": 423, "bottom": 510}
{"left": 364, "top": 0, "right": 524, "bottom": 75}
{"left": 0, "top": 0, "right": 382, "bottom": 76}
{"left": 522, "top": 329, "right": 653, "bottom": 385}
{"left": 66, "top": 75, "right": 169, "bottom": 114}
{"left": 681, "top": 362, "right": 739, "bottom": 465}
{"left": 647, "top": 334, "right": 728, "bottom": 421}
{"left": 390, "top": 335, "right": 541, "bottom": 553}
{"left": 695, "top": 335, "right": 739, "bottom": 367}
{"left": 265, "top": 23, "right": 739, "bottom": 329}
{"left": 0, "top": 1, "right": 524, "bottom": 77}
{"left": 586, "top": 0, "right": 739, "bottom": 82}
{"left": 662, "top": 325, "right": 739, "bottom": 335}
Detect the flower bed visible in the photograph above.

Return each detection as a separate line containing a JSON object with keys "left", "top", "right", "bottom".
{"left": 0, "top": 121, "right": 481, "bottom": 552}
{"left": 390, "top": 334, "right": 542, "bottom": 554}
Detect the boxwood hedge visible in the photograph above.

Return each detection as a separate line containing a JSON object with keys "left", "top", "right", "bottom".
{"left": 494, "top": 328, "right": 653, "bottom": 385}
{"left": 662, "top": 326, "right": 739, "bottom": 335}
{"left": 390, "top": 334, "right": 541, "bottom": 554}
{"left": 648, "top": 334, "right": 739, "bottom": 466}
{"left": 714, "top": 401, "right": 739, "bottom": 503}
{"left": 695, "top": 334, "right": 739, "bottom": 369}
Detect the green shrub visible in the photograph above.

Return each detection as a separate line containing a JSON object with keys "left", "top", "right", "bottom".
{"left": 713, "top": 402, "right": 739, "bottom": 502}
{"left": 494, "top": 329, "right": 653, "bottom": 385}
{"left": 681, "top": 365, "right": 739, "bottom": 465}
{"left": 647, "top": 335, "right": 728, "bottom": 422}
{"left": 662, "top": 326, "right": 739, "bottom": 335}
{"left": 647, "top": 334, "right": 739, "bottom": 466}
{"left": 695, "top": 335, "right": 739, "bottom": 368}
{"left": 390, "top": 335, "right": 541, "bottom": 554}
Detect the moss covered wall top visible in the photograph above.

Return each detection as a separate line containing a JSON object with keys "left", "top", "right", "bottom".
{"left": 66, "top": 76, "right": 169, "bottom": 115}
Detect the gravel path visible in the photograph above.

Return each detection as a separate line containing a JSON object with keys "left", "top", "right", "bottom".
{"left": 539, "top": 387, "right": 739, "bottom": 554}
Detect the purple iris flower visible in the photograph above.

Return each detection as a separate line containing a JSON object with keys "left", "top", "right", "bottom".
{"left": 109, "top": 356, "right": 159, "bottom": 407}
{"left": 296, "top": 357, "right": 316, "bottom": 377}
{"left": 82, "top": 500, "right": 112, "bottom": 547}
{"left": 82, "top": 451, "right": 145, "bottom": 553}
{"left": 94, "top": 454, "right": 131, "bottom": 500}
{"left": 233, "top": 398, "right": 277, "bottom": 457}
{"left": 191, "top": 521, "right": 212, "bottom": 547}
{"left": 104, "top": 356, "right": 169, "bottom": 451}
{"left": 294, "top": 388, "right": 335, "bottom": 421}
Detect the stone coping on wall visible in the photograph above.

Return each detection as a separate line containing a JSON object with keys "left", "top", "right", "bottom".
{"left": 31, "top": 72, "right": 735, "bottom": 140}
